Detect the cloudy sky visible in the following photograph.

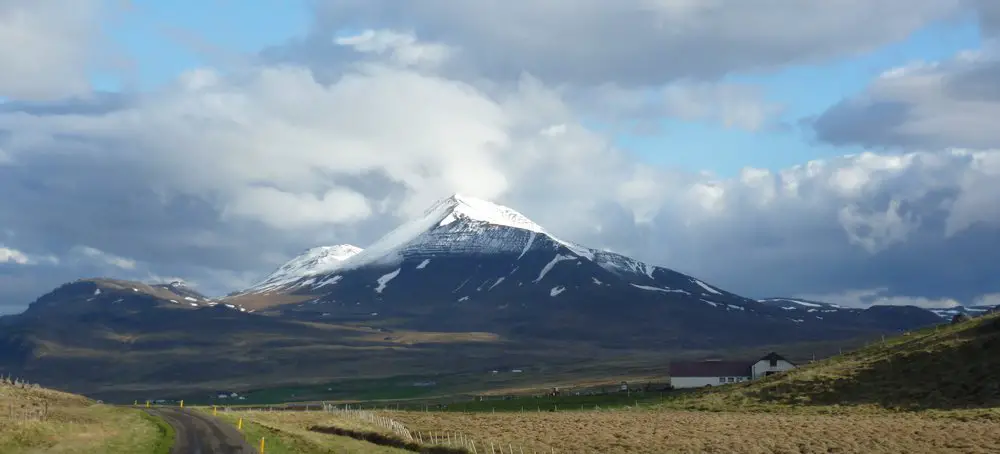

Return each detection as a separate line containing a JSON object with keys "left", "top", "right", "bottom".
{"left": 2, "top": 0, "right": 1000, "bottom": 313}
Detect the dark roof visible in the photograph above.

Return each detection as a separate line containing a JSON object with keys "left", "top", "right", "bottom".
{"left": 758, "top": 352, "right": 795, "bottom": 366}
{"left": 668, "top": 360, "right": 751, "bottom": 377}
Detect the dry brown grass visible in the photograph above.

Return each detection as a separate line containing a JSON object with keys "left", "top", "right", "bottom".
{"left": 390, "top": 409, "right": 1000, "bottom": 454}
{"left": 293, "top": 321, "right": 502, "bottom": 345}
{"left": 221, "top": 292, "right": 314, "bottom": 310}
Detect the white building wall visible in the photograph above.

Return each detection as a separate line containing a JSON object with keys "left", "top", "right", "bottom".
{"left": 751, "top": 359, "right": 795, "bottom": 378}
{"left": 670, "top": 377, "right": 719, "bottom": 388}
{"left": 670, "top": 376, "right": 751, "bottom": 388}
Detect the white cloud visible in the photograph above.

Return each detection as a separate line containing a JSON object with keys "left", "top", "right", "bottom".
{"left": 73, "top": 246, "right": 137, "bottom": 270}
{"left": 0, "top": 246, "right": 28, "bottom": 264}
{"left": 4, "top": 54, "right": 1000, "bottom": 307}
{"left": 0, "top": 244, "right": 58, "bottom": 266}
{"left": 306, "top": 0, "right": 961, "bottom": 86}
{"left": 221, "top": 186, "right": 373, "bottom": 229}
{"left": 661, "top": 82, "right": 783, "bottom": 131}
{"left": 794, "top": 288, "right": 962, "bottom": 309}
{"left": 1, "top": 4, "right": 1000, "bottom": 315}
{"left": 334, "top": 29, "right": 453, "bottom": 69}
{"left": 0, "top": 0, "right": 104, "bottom": 100}
{"left": 973, "top": 293, "right": 1000, "bottom": 307}
{"left": 581, "top": 82, "right": 782, "bottom": 132}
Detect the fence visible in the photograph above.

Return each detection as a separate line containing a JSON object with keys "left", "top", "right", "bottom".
{"left": 320, "top": 403, "right": 546, "bottom": 454}
{"left": 322, "top": 404, "right": 413, "bottom": 441}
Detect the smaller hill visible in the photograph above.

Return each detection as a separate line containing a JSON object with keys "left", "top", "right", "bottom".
{"left": 0, "top": 378, "right": 172, "bottom": 452}
{"left": 676, "top": 312, "right": 1000, "bottom": 411}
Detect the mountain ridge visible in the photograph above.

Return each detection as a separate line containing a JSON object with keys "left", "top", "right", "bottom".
{"left": 224, "top": 194, "right": 943, "bottom": 348}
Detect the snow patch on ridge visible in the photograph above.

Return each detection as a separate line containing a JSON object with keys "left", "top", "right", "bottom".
{"left": 488, "top": 277, "right": 505, "bottom": 291}
{"left": 630, "top": 284, "right": 689, "bottom": 295}
{"left": 517, "top": 232, "right": 537, "bottom": 260}
{"left": 375, "top": 269, "right": 401, "bottom": 293}
{"left": 315, "top": 275, "right": 342, "bottom": 288}
{"left": 693, "top": 279, "right": 721, "bottom": 295}
{"left": 535, "top": 254, "right": 576, "bottom": 282}
{"left": 416, "top": 259, "right": 431, "bottom": 269}
{"left": 550, "top": 286, "right": 566, "bottom": 297}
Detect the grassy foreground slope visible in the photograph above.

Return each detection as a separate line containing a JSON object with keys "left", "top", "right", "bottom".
{"left": 0, "top": 383, "right": 172, "bottom": 453}
{"left": 675, "top": 312, "right": 1000, "bottom": 412}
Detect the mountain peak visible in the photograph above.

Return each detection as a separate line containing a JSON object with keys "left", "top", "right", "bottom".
{"left": 432, "top": 193, "right": 545, "bottom": 234}
{"left": 304, "top": 244, "right": 364, "bottom": 260}
{"left": 242, "top": 195, "right": 587, "bottom": 294}
{"left": 246, "top": 244, "right": 364, "bottom": 293}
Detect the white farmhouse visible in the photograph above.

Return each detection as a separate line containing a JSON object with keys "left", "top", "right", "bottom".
{"left": 668, "top": 352, "right": 797, "bottom": 389}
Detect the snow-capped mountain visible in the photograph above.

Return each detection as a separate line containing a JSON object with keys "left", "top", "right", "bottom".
{"left": 246, "top": 245, "right": 363, "bottom": 293}
{"left": 233, "top": 194, "right": 942, "bottom": 347}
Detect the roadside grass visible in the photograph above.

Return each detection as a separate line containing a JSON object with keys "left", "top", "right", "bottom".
{"left": 138, "top": 410, "right": 175, "bottom": 454}
{"left": 0, "top": 384, "right": 172, "bottom": 453}
{"left": 213, "top": 411, "right": 412, "bottom": 454}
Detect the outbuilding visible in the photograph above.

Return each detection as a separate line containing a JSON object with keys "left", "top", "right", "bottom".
{"left": 668, "top": 352, "right": 796, "bottom": 388}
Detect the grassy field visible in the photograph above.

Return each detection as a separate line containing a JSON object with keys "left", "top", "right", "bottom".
{"left": 212, "top": 410, "right": 419, "bottom": 453}
{"left": 363, "top": 313, "right": 1000, "bottom": 453}
{"left": 390, "top": 408, "right": 1000, "bottom": 453}
{"left": 0, "top": 382, "right": 172, "bottom": 453}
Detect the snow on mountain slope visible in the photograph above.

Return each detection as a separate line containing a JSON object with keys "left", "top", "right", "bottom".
{"left": 758, "top": 298, "right": 843, "bottom": 310}
{"left": 246, "top": 244, "right": 363, "bottom": 293}
{"left": 930, "top": 305, "right": 997, "bottom": 319}
{"left": 336, "top": 193, "right": 592, "bottom": 268}
{"left": 241, "top": 194, "right": 604, "bottom": 294}
{"left": 224, "top": 194, "right": 944, "bottom": 345}
{"left": 236, "top": 194, "right": 771, "bottom": 306}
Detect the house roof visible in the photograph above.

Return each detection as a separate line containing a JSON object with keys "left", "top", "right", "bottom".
{"left": 757, "top": 352, "right": 795, "bottom": 366}
{"left": 668, "top": 360, "right": 751, "bottom": 377}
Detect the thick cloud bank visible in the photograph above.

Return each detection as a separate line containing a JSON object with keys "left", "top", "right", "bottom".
{"left": 2, "top": 0, "right": 1000, "bottom": 313}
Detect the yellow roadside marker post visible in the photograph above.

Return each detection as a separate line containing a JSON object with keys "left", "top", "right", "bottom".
{"left": 238, "top": 418, "right": 243, "bottom": 431}
{"left": 180, "top": 400, "right": 184, "bottom": 408}
{"left": 146, "top": 401, "right": 150, "bottom": 408}
{"left": 259, "top": 436, "right": 265, "bottom": 453}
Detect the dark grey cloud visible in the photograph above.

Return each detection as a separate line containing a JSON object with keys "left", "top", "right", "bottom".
{"left": 813, "top": 51, "right": 1000, "bottom": 150}
{"left": 290, "top": 0, "right": 960, "bottom": 87}
{"left": 5, "top": 0, "right": 1000, "bottom": 316}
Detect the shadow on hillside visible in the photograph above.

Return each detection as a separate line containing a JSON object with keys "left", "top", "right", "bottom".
{"left": 750, "top": 316, "right": 1000, "bottom": 410}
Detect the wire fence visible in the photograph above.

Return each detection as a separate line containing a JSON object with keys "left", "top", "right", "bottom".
{"left": 320, "top": 403, "right": 550, "bottom": 454}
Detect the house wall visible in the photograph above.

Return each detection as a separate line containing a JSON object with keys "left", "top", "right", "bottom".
{"left": 751, "top": 359, "right": 795, "bottom": 378}
{"left": 670, "top": 376, "right": 750, "bottom": 388}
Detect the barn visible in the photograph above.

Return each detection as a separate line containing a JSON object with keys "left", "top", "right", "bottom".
{"left": 668, "top": 352, "right": 796, "bottom": 388}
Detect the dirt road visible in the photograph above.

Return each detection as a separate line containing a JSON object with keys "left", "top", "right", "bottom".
{"left": 145, "top": 407, "right": 254, "bottom": 454}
